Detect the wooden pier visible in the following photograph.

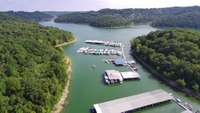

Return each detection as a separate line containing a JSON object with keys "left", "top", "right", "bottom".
{"left": 93, "top": 89, "right": 173, "bottom": 113}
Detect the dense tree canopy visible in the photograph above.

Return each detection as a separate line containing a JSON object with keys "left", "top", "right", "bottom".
{"left": 55, "top": 12, "right": 132, "bottom": 27}
{"left": 131, "top": 29, "right": 200, "bottom": 93}
{"left": 90, "top": 15, "right": 132, "bottom": 27}
{"left": 55, "top": 6, "right": 200, "bottom": 29}
{"left": 152, "top": 12, "right": 200, "bottom": 29}
{"left": 3, "top": 11, "right": 53, "bottom": 21}
{"left": 0, "top": 13, "right": 74, "bottom": 113}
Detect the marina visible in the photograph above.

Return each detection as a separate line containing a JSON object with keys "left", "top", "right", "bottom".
{"left": 40, "top": 21, "right": 200, "bottom": 113}
{"left": 78, "top": 38, "right": 196, "bottom": 113}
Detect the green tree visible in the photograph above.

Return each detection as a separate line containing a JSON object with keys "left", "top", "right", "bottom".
{"left": 5, "top": 77, "right": 21, "bottom": 96}
{"left": 176, "top": 79, "right": 186, "bottom": 87}
{"left": 192, "top": 83, "right": 199, "bottom": 92}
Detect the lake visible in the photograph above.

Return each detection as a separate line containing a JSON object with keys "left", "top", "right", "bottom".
{"left": 40, "top": 20, "right": 200, "bottom": 113}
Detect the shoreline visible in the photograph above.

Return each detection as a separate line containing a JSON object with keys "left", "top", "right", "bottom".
{"left": 52, "top": 38, "right": 76, "bottom": 113}
{"left": 131, "top": 51, "right": 200, "bottom": 100}
{"left": 52, "top": 56, "right": 72, "bottom": 113}
{"left": 55, "top": 38, "right": 77, "bottom": 48}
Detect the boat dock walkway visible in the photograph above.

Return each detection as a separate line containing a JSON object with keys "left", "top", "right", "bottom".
{"left": 121, "top": 44, "right": 138, "bottom": 72}
{"left": 121, "top": 44, "right": 126, "bottom": 61}
{"left": 93, "top": 89, "right": 173, "bottom": 113}
{"left": 173, "top": 97, "right": 194, "bottom": 113}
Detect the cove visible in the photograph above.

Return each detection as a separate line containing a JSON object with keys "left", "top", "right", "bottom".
{"left": 40, "top": 21, "right": 200, "bottom": 113}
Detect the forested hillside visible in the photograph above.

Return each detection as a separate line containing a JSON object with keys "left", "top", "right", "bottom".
{"left": 55, "top": 11, "right": 132, "bottom": 27}
{"left": 0, "top": 13, "right": 74, "bottom": 113}
{"left": 5, "top": 11, "right": 53, "bottom": 21}
{"left": 90, "top": 15, "right": 132, "bottom": 27}
{"left": 131, "top": 29, "right": 200, "bottom": 94}
{"left": 152, "top": 12, "right": 200, "bottom": 29}
{"left": 55, "top": 6, "right": 200, "bottom": 28}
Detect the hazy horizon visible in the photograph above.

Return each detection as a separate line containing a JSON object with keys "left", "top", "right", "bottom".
{"left": 0, "top": 0, "right": 200, "bottom": 11}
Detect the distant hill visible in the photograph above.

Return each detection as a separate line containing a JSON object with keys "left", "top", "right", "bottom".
{"left": 55, "top": 10, "right": 133, "bottom": 27}
{"left": 4, "top": 11, "right": 53, "bottom": 21}
{"left": 151, "top": 11, "right": 200, "bottom": 29}
{"left": 55, "top": 6, "right": 200, "bottom": 29}
{"left": 44, "top": 11, "right": 74, "bottom": 16}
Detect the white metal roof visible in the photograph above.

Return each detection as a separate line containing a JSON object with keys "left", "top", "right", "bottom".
{"left": 105, "top": 70, "right": 123, "bottom": 81}
{"left": 94, "top": 89, "right": 173, "bottom": 113}
{"left": 121, "top": 71, "right": 140, "bottom": 79}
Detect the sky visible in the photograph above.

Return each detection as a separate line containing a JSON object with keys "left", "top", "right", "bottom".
{"left": 0, "top": 0, "right": 200, "bottom": 11}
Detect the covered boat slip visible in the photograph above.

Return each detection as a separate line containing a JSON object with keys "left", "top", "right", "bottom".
{"left": 93, "top": 89, "right": 174, "bottom": 113}
{"left": 121, "top": 71, "right": 140, "bottom": 80}
{"left": 104, "top": 70, "right": 140, "bottom": 84}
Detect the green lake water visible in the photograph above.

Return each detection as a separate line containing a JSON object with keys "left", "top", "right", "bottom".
{"left": 40, "top": 21, "right": 200, "bottom": 113}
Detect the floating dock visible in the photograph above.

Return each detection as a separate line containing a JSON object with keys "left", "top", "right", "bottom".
{"left": 77, "top": 47, "right": 122, "bottom": 56}
{"left": 104, "top": 70, "right": 140, "bottom": 84}
{"left": 104, "top": 70, "right": 123, "bottom": 84}
{"left": 121, "top": 71, "right": 140, "bottom": 80}
{"left": 85, "top": 40, "right": 122, "bottom": 47}
{"left": 93, "top": 89, "right": 173, "bottom": 113}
